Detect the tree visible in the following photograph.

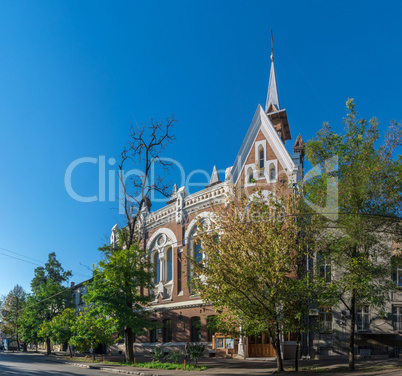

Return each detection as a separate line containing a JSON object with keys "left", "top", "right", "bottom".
{"left": 118, "top": 116, "right": 176, "bottom": 249}
{"left": 0, "top": 285, "right": 26, "bottom": 350}
{"left": 190, "top": 188, "right": 317, "bottom": 373}
{"left": 70, "top": 307, "right": 116, "bottom": 361}
{"left": 89, "top": 117, "right": 175, "bottom": 363}
{"left": 19, "top": 295, "right": 44, "bottom": 352}
{"left": 40, "top": 308, "right": 76, "bottom": 358}
{"left": 304, "top": 99, "right": 402, "bottom": 370}
{"left": 21, "top": 252, "right": 72, "bottom": 355}
{"left": 84, "top": 234, "right": 154, "bottom": 363}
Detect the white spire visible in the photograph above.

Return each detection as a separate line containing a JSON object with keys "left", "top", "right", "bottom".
{"left": 170, "top": 183, "right": 178, "bottom": 201}
{"left": 209, "top": 165, "right": 221, "bottom": 185}
{"left": 265, "top": 30, "right": 280, "bottom": 113}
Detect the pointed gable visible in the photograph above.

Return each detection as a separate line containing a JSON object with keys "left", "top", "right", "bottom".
{"left": 231, "top": 105, "right": 298, "bottom": 185}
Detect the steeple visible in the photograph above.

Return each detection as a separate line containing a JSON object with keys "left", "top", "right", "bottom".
{"left": 265, "top": 30, "right": 280, "bottom": 113}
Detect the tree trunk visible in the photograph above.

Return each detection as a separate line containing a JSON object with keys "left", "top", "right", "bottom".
{"left": 295, "top": 329, "right": 301, "bottom": 372}
{"left": 16, "top": 331, "right": 20, "bottom": 351}
{"left": 349, "top": 289, "right": 356, "bottom": 371}
{"left": 273, "top": 322, "right": 284, "bottom": 373}
{"left": 35, "top": 342, "right": 38, "bottom": 352}
{"left": 124, "top": 327, "right": 135, "bottom": 363}
{"left": 23, "top": 343, "right": 27, "bottom": 352}
{"left": 46, "top": 337, "right": 51, "bottom": 355}
{"left": 69, "top": 344, "right": 73, "bottom": 358}
{"left": 92, "top": 351, "right": 95, "bottom": 361}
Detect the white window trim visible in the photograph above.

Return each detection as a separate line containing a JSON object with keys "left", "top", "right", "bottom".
{"left": 356, "top": 305, "right": 370, "bottom": 332}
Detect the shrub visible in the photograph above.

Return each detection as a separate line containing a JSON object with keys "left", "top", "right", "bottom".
{"left": 151, "top": 345, "right": 164, "bottom": 361}
{"left": 187, "top": 342, "right": 206, "bottom": 366}
{"left": 168, "top": 349, "right": 183, "bottom": 363}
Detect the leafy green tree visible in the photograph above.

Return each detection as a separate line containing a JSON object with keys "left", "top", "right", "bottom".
{"left": 0, "top": 285, "right": 26, "bottom": 350}
{"left": 304, "top": 99, "right": 402, "bottom": 370}
{"left": 40, "top": 308, "right": 76, "bottom": 357}
{"left": 19, "top": 295, "right": 43, "bottom": 352}
{"left": 21, "top": 252, "right": 72, "bottom": 355}
{"left": 191, "top": 189, "right": 318, "bottom": 373}
{"left": 84, "top": 232, "right": 154, "bottom": 363}
{"left": 70, "top": 307, "right": 116, "bottom": 361}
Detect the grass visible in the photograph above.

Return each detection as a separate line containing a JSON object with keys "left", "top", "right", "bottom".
{"left": 65, "top": 357, "right": 209, "bottom": 371}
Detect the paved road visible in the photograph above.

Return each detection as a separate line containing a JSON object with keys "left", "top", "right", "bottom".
{"left": 0, "top": 352, "right": 110, "bottom": 376}
{"left": 1, "top": 351, "right": 401, "bottom": 376}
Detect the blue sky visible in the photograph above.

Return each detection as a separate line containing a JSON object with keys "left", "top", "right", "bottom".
{"left": 0, "top": 1, "right": 401, "bottom": 297}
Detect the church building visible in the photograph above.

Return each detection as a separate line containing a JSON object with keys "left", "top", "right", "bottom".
{"left": 109, "top": 43, "right": 306, "bottom": 359}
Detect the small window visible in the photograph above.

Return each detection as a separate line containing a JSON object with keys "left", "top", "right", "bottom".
{"left": 167, "top": 248, "right": 173, "bottom": 282}
{"left": 248, "top": 168, "right": 254, "bottom": 183}
{"left": 319, "top": 306, "right": 333, "bottom": 332}
{"left": 191, "top": 316, "right": 201, "bottom": 342}
{"left": 270, "top": 166, "right": 276, "bottom": 180}
{"left": 154, "top": 253, "right": 160, "bottom": 283}
{"left": 163, "top": 319, "right": 172, "bottom": 342}
{"left": 259, "top": 149, "right": 264, "bottom": 169}
{"left": 357, "top": 306, "right": 370, "bottom": 331}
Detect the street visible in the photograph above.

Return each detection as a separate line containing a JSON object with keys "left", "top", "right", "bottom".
{"left": 0, "top": 352, "right": 107, "bottom": 376}
{"left": 1, "top": 351, "right": 401, "bottom": 376}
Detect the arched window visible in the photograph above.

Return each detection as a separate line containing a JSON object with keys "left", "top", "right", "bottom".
{"left": 247, "top": 167, "right": 254, "bottom": 184}
{"left": 191, "top": 316, "right": 201, "bottom": 342}
{"left": 259, "top": 148, "right": 264, "bottom": 169}
{"left": 163, "top": 319, "right": 172, "bottom": 342}
{"left": 270, "top": 165, "right": 276, "bottom": 181}
{"left": 154, "top": 252, "right": 160, "bottom": 284}
{"left": 166, "top": 247, "right": 173, "bottom": 282}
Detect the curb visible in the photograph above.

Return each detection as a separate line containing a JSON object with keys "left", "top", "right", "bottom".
{"left": 62, "top": 361, "right": 169, "bottom": 376}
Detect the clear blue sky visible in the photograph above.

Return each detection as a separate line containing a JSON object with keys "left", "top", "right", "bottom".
{"left": 1, "top": 1, "right": 401, "bottom": 297}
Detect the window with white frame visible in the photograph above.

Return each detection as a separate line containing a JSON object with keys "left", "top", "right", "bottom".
{"left": 392, "top": 306, "right": 402, "bottom": 331}
{"left": 319, "top": 306, "right": 333, "bottom": 332}
{"left": 149, "top": 234, "right": 174, "bottom": 287}
{"left": 269, "top": 163, "right": 276, "bottom": 181}
{"left": 247, "top": 167, "right": 254, "bottom": 184}
{"left": 317, "top": 253, "right": 331, "bottom": 282}
{"left": 392, "top": 257, "right": 402, "bottom": 287}
{"left": 258, "top": 147, "right": 265, "bottom": 177}
{"left": 357, "top": 306, "right": 370, "bottom": 331}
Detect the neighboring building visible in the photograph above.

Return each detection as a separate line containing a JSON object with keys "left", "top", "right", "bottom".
{"left": 307, "top": 247, "right": 402, "bottom": 359}
{"left": 71, "top": 279, "right": 91, "bottom": 312}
